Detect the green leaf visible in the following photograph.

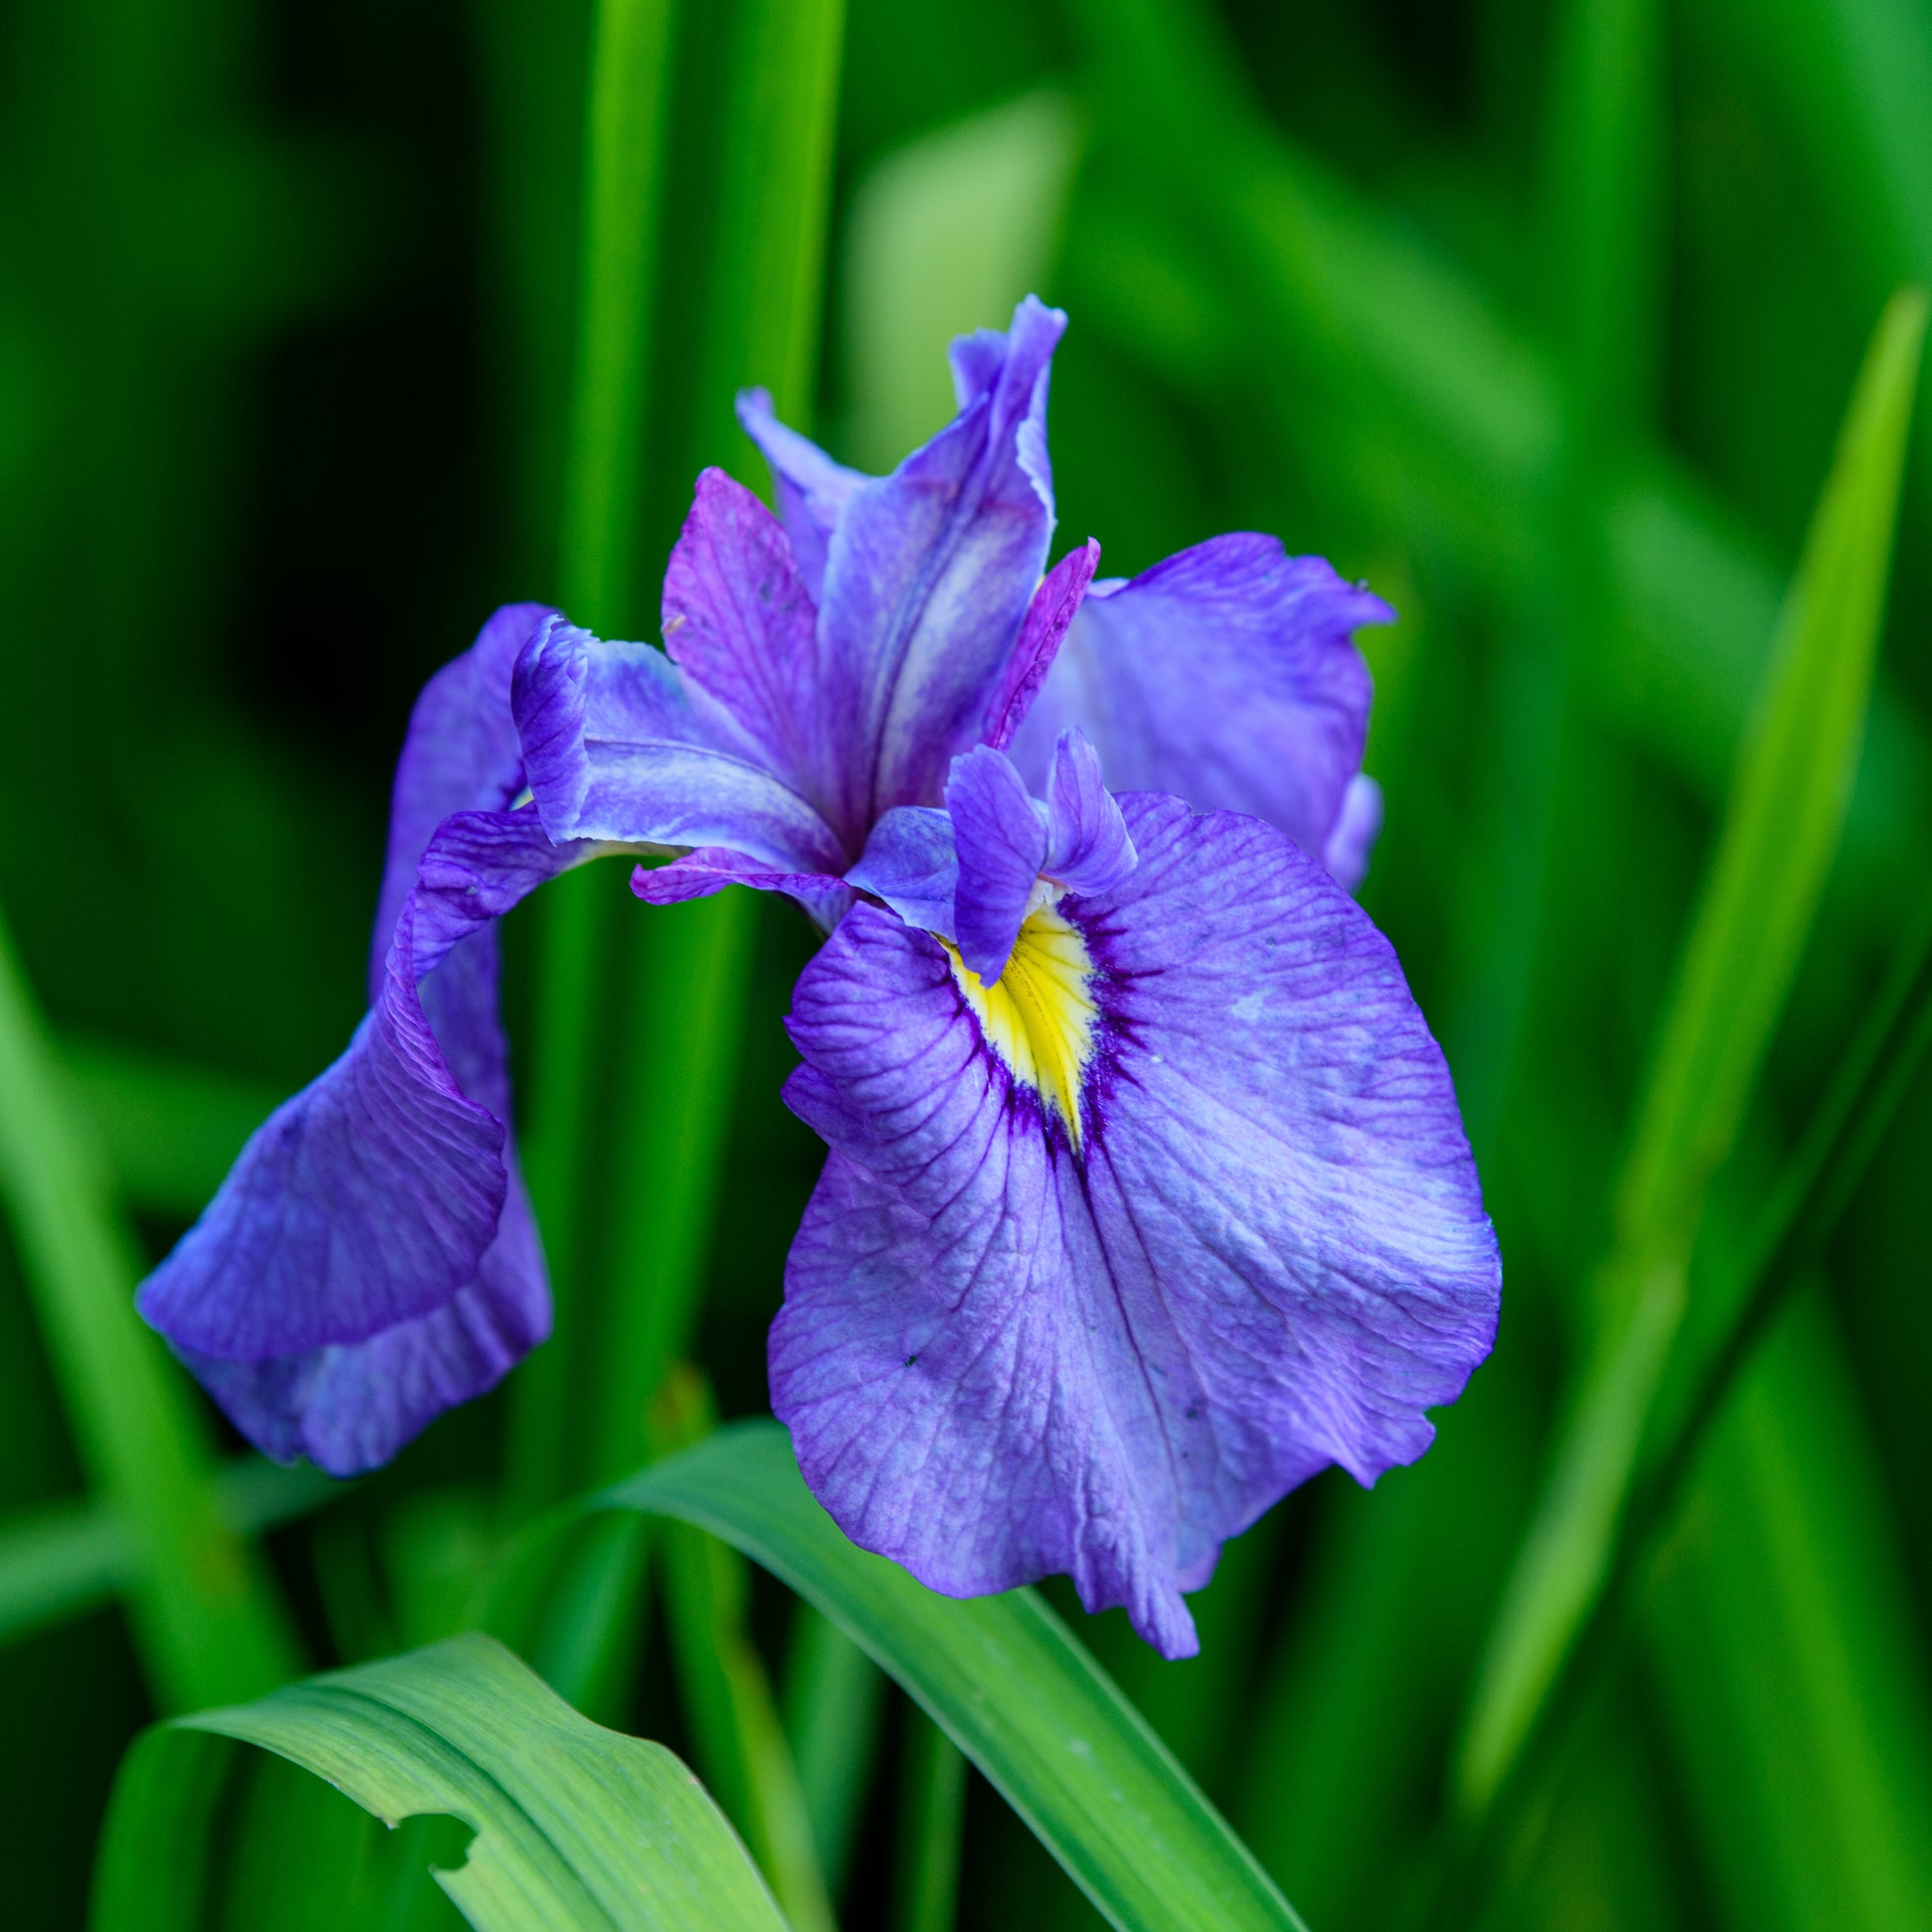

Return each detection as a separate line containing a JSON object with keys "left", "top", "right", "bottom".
{"left": 648, "top": 1370, "right": 834, "bottom": 1932}
{"left": 780, "top": 1603, "right": 885, "bottom": 1896}
{"left": 607, "top": 1422, "right": 1309, "bottom": 1932}
{"left": 0, "top": 1457, "right": 336, "bottom": 1649}
{"left": 90, "top": 1633, "right": 789, "bottom": 1932}
{"left": 0, "top": 900, "right": 300, "bottom": 1707}
{"left": 1648, "top": 1298, "right": 1932, "bottom": 1932}
{"left": 1455, "top": 286, "right": 1927, "bottom": 1815}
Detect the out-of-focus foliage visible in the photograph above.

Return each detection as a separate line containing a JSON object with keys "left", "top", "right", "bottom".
{"left": 2, "top": 0, "right": 1930, "bottom": 1926}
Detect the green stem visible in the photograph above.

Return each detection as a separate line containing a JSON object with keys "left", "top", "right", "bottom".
{"left": 0, "top": 905, "right": 299, "bottom": 1708}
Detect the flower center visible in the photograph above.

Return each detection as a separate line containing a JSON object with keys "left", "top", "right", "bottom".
{"left": 947, "top": 900, "right": 1099, "bottom": 1144}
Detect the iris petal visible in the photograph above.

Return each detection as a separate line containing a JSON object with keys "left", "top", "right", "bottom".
{"left": 773, "top": 793, "right": 1498, "bottom": 1657}
{"left": 1010, "top": 534, "right": 1388, "bottom": 878}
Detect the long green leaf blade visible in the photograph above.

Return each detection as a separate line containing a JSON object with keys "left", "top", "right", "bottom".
{"left": 608, "top": 1422, "right": 1308, "bottom": 1932}
{"left": 90, "top": 1633, "right": 787, "bottom": 1932}
{"left": 0, "top": 902, "right": 299, "bottom": 1707}
{"left": 1456, "top": 285, "right": 1927, "bottom": 1814}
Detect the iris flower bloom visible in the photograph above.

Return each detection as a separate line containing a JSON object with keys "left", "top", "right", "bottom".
{"left": 138, "top": 297, "right": 1494, "bottom": 1654}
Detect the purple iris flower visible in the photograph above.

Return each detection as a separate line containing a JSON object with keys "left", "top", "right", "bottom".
{"left": 135, "top": 296, "right": 1493, "bottom": 1644}
{"left": 136, "top": 604, "right": 599, "bottom": 1472}
{"left": 771, "top": 733, "right": 1495, "bottom": 1658}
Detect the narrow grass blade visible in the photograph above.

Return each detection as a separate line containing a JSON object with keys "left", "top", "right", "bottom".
{"left": 896, "top": 1714, "right": 967, "bottom": 1932}
{"left": 557, "top": 0, "right": 677, "bottom": 632}
{"left": 0, "top": 902, "right": 298, "bottom": 1707}
{"left": 783, "top": 1604, "right": 886, "bottom": 1896}
{"left": 649, "top": 1370, "right": 834, "bottom": 1932}
{"left": 89, "top": 1633, "right": 788, "bottom": 1932}
{"left": 1540, "top": 0, "right": 1664, "bottom": 453}
{"left": 1455, "top": 287, "right": 1927, "bottom": 1815}
{"left": 694, "top": 0, "right": 845, "bottom": 479}
{"left": 510, "top": 0, "right": 681, "bottom": 1524}
{"left": 1449, "top": 884, "right": 1932, "bottom": 1913}
{"left": 608, "top": 1422, "right": 1309, "bottom": 1932}
{"left": 0, "top": 1456, "right": 337, "bottom": 1649}
{"left": 1647, "top": 1304, "right": 1932, "bottom": 1932}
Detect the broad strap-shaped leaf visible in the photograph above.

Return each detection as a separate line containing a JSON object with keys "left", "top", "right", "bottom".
{"left": 606, "top": 1421, "right": 1309, "bottom": 1932}
{"left": 90, "top": 1633, "right": 787, "bottom": 1932}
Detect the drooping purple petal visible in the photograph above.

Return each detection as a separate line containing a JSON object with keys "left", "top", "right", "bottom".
{"left": 171, "top": 935, "right": 552, "bottom": 1476}
{"left": 810, "top": 296, "right": 1064, "bottom": 845}
{"left": 944, "top": 747, "right": 1048, "bottom": 984}
{"left": 138, "top": 809, "right": 581, "bottom": 1365}
{"left": 736, "top": 386, "right": 869, "bottom": 603}
{"left": 1009, "top": 535, "right": 1389, "bottom": 873}
{"left": 983, "top": 540, "right": 1100, "bottom": 754}
{"left": 141, "top": 601, "right": 590, "bottom": 1469}
{"left": 513, "top": 615, "right": 848, "bottom": 875}
{"left": 844, "top": 807, "right": 959, "bottom": 939}
{"left": 772, "top": 791, "right": 1498, "bottom": 1657}
{"left": 1043, "top": 729, "right": 1136, "bottom": 896}
{"left": 631, "top": 848, "right": 854, "bottom": 930}
{"left": 372, "top": 600, "right": 553, "bottom": 995}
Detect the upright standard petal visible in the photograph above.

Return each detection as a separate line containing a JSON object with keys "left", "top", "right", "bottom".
{"left": 790, "top": 296, "right": 1065, "bottom": 844}
{"left": 661, "top": 469, "right": 831, "bottom": 809}
{"left": 1009, "top": 535, "right": 1390, "bottom": 873}
{"left": 772, "top": 792, "right": 1498, "bottom": 1657}
{"left": 736, "top": 386, "right": 868, "bottom": 602}
{"left": 139, "top": 604, "right": 584, "bottom": 1474}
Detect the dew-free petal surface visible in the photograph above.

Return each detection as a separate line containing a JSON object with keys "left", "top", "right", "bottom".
{"left": 773, "top": 793, "right": 1497, "bottom": 1656}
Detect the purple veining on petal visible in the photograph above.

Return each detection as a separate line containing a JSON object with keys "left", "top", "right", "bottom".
{"left": 1042, "top": 729, "right": 1136, "bottom": 896}
{"left": 1010, "top": 534, "right": 1389, "bottom": 877}
{"left": 983, "top": 539, "right": 1101, "bottom": 754}
{"left": 844, "top": 806, "right": 959, "bottom": 939}
{"left": 662, "top": 468, "right": 829, "bottom": 810}
{"left": 513, "top": 614, "right": 848, "bottom": 875}
{"left": 632, "top": 848, "right": 854, "bottom": 930}
{"left": 771, "top": 791, "right": 1498, "bottom": 1657}
{"left": 736, "top": 386, "right": 869, "bottom": 604}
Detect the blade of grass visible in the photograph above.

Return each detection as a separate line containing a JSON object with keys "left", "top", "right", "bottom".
{"left": 896, "top": 1713, "right": 967, "bottom": 1932}
{"left": 607, "top": 1422, "right": 1310, "bottom": 1932}
{"left": 589, "top": 0, "right": 845, "bottom": 1483}
{"left": 89, "top": 1634, "right": 790, "bottom": 1932}
{"left": 507, "top": 0, "right": 681, "bottom": 1525}
{"left": 0, "top": 1457, "right": 333, "bottom": 1650}
{"left": 1449, "top": 881, "right": 1932, "bottom": 1916}
{"left": 0, "top": 901, "right": 299, "bottom": 1707}
{"left": 1645, "top": 1299, "right": 1932, "bottom": 1932}
{"left": 1454, "top": 287, "right": 1926, "bottom": 1817}
{"left": 783, "top": 1604, "right": 886, "bottom": 1898}
{"left": 648, "top": 1368, "right": 834, "bottom": 1932}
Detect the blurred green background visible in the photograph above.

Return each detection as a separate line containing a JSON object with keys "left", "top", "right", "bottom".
{"left": 3, "top": 0, "right": 1931, "bottom": 1926}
